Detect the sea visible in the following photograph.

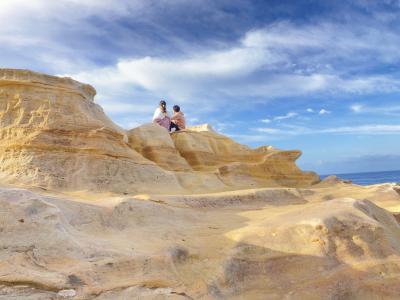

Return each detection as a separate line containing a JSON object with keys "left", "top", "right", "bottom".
{"left": 321, "top": 170, "right": 400, "bottom": 186}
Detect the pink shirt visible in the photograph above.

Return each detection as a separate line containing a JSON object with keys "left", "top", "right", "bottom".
{"left": 171, "top": 112, "right": 186, "bottom": 129}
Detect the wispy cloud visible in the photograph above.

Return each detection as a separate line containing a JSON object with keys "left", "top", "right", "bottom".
{"left": 59, "top": 16, "right": 400, "bottom": 123}
{"left": 350, "top": 103, "right": 400, "bottom": 115}
{"left": 305, "top": 108, "right": 331, "bottom": 115}
{"left": 2, "top": 1, "right": 400, "bottom": 178}
{"left": 255, "top": 124, "right": 400, "bottom": 137}
{"left": 68, "top": 30, "right": 400, "bottom": 101}
{"left": 274, "top": 112, "right": 298, "bottom": 121}
{"left": 232, "top": 123, "right": 400, "bottom": 144}
{"left": 351, "top": 104, "right": 364, "bottom": 113}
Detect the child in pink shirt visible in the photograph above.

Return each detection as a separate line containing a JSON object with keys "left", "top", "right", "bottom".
{"left": 170, "top": 105, "right": 186, "bottom": 131}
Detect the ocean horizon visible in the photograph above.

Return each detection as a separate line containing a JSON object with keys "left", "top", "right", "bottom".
{"left": 321, "top": 170, "right": 400, "bottom": 186}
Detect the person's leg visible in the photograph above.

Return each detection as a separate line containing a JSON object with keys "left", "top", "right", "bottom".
{"left": 170, "top": 122, "right": 180, "bottom": 131}
{"left": 169, "top": 122, "right": 180, "bottom": 131}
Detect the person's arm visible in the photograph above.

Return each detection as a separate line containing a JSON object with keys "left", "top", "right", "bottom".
{"left": 153, "top": 108, "right": 162, "bottom": 121}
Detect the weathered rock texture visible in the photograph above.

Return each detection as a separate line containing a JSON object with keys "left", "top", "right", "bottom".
{"left": 0, "top": 70, "right": 180, "bottom": 194}
{"left": 127, "top": 123, "right": 192, "bottom": 172}
{"left": 1, "top": 69, "right": 400, "bottom": 300}
{"left": 1, "top": 183, "right": 400, "bottom": 299}
{"left": 172, "top": 129, "right": 318, "bottom": 188}
{"left": 0, "top": 69, "right": 319, "bottom": 194}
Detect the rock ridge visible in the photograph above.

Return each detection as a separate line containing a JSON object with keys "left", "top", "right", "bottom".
{"left": 0, "top": 68, "right": 96, "bottom": 101}
{"left": 1, "top": 69, "right": 400, "bottom": 299}
{"left": 0, "top": 68, "right": 319, "bottom": 194}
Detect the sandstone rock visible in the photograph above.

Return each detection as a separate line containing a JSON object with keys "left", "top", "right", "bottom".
{"left": 127, "top": 123, "right": 192, "bottom": 171}
{"left": 1, "top": 186, "right": 400, "bottom": 299}
{"left": 186, "top": 123, "right": 216, "bottom": 133}
{"left": 210, "top": 198, "right": 400, "bottom": 299}
{"left": 2, "top": 69, "right": 399, "bottom": 299}
{"left": 319, "top": 175, "right": 352, "bottom": 186}
{"left": 0, "top": 69, "right": 319, "bottom": 194}
{"left": 172, "top": 127, "right": 319, "bottom": 188}
{"left": 393, "top": 185, "right": 400, "bottom": 195}
{"left": 0, "top": 69, "right": 182, "bottom": 194}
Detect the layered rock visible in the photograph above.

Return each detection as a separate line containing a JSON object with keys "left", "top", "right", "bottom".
{"left": 127, "top": 123, "right": 192, "bottom": 172}
{"left": 0, "top": 69, "right": 182, "bottom": 194}
{"left": 212, "top": 198, "right": 400, "bottom": 299}
{"left": 1, "top": 69, "right": 400, "bottom": 300}
{"left": 1, "top": 184, "right": 400, "bottom": 299}
{"left": 0, "top": 69, "right": 319, "bottom": 194}
{"left": 172, "top": 127, "right": 319, "bottom": 188}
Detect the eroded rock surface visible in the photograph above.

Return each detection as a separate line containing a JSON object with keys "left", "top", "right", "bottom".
{"left": 127, "top": 123, "right": 192, "bottom": 172}
{"left": 1, "top": 69, "right": 400, "bottom": 300}
{"left": 172, "top": 127, "right": 319, "bottom": 188}
{"left": 0, "top": 69, "right": 182, "bottom": 194}
{"left": 1, "top": 184, "right": 400, "bottom": 299}
{"left": 0, "top": 69, "right": 319, "bottom": 194}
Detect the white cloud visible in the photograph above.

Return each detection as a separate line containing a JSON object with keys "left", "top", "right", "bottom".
{"left": 2, "top": 1, "right": 400, "bottom": 131}
{"left": 261, "top": 118, "right": 271, "bottom": 123}
{"left": 255, "top": 124, "right": 400, "bottom": 137}
{"left": 324, "top": 124, "right": 400, "bottom": 134}
{"left": 60, "top": 18, "right": 400, "bottom": 119}
{"left": 351, "top": 104, "right": 364, "bottom": 113}
{"left": 350, "top": 103, "right": 400, "bottom": 115}
{"left": 274, "top": 112, "right": 298, "bottom": 121}
{"left": 100, "top": 102, "right": 154, "bottom": 115}
{"left": 0, "top": 0, "right": 145, "bottom": 23}
{"left": 254, "top": 128, "right": 283, "bottom": 134}
{"left": 319, "top": 109, "right": 331, "bottom": 115}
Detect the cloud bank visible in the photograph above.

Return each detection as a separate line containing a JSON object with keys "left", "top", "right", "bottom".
{"left": 1, "top": 0, "right": 400, "bottom": 173}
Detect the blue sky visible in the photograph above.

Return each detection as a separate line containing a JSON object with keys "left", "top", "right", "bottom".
{"left": 1, "top": 0, "right": 400, "bottom": 174}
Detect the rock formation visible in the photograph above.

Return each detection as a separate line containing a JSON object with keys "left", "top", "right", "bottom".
{"left": 172, "top": 128, "right": 318, "bottom": 188}
{"left": 0, "top": 69, "right": 319, "bottom": 195}
{"left": 2, "top": 182, "right": 400, "bottom": 299}
{"left": 0, "top": 69, "right": 183, "bottom": 194}
{"left": 127, "top": 123, "right": 192, "bottom": 172}
{"left": 1, "top": 69, "right": 400, "bottom": 300}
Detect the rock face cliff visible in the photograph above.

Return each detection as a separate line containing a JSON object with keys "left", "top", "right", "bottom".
{"left": 1, "top": 69, "right": 400, "bottom": 300}
{"left": 0, "top": 69, "right": 183, "bottom": 194}
{"left": 0, "top": 69, "right": 319, "bottom": 194}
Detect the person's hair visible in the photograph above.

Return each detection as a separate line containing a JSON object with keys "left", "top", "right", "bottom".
{"left": 160, "top": 100, "right": 166, "bottom": 113}
{"left": 173, "top": 105, "right": 180, "bottom": 112}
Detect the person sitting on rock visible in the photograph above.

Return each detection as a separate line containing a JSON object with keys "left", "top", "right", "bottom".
{"left": 170, "top": 105, "right": 186, "bottom": 132}
{"left": 152, "top": 100, "right": 171, "bottom": 130}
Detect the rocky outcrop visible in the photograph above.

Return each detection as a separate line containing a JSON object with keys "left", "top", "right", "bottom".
{"left": 211, "top": 198, "right": 400, "bottom": 298}
{"left": 172, "top": 127, "right": 319, "bottom": 188}
{"left": 1, "top": 184, "right": 400, "bottom": 299}
{"left": 0, "top": 69, "right": 183, "bottom": 194}
{"left": 127, "top": 123, "right": 192, "bottom": 172}
{"left": 0, "top": 69, "right": 319, "bottom": 194}
{"left": 5, "top": 69, "right": 400, "bottom": 299}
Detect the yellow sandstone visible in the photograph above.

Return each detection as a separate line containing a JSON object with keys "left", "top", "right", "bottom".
{"left": 0, "top": 69, "right": 400, "bottom": 299}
